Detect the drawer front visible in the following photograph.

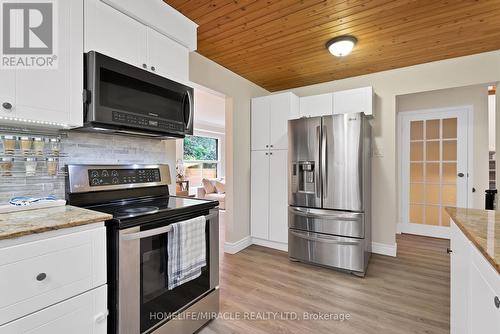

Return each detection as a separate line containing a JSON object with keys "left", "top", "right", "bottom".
{"left": 288, "top": 229, "right": 366, "bottom": 272}
{"left": 288, "top": 207, "right": 364, "bottom": 238}
{"left": 0, "top": 285, "right": 107, "bottom": 334}
{"left": 0, "top": 226, "right": 106, "bottom": 325}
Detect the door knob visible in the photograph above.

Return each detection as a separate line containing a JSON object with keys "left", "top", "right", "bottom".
{"left": 2, "top": 102, "right": 12, "bottom": 110}
{"left": 36, "top": 273, "right": 47, "bottom": 281}
{"left": 457, "top": 173, "right": 465, "bottom": 178}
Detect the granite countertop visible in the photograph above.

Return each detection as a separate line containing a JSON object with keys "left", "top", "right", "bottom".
{"left": 0, "top": 205, "right": 112, "bottom": 241}
{"left": 446, "top": 207, "right": 499, "bottom": 273}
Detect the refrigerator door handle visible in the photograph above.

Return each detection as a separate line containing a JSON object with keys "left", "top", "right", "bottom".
{"left": 321, "top": 124, "right": 328, "bottom": 198}
{"left": 290, "top": 229, "right": 360, "bottom": 245}
{"left": 289, "top": 207, "right": 362, "bottom": 221}
{"left": 316, "top": 125, "right": 321, "bottom": 199}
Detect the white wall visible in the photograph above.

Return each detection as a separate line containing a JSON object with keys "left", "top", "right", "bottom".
{"left": 397, "top": 84, "right": 491, "bottom": 210}
{"left": 276, "top": 50, "right": 500, "bottom": 247}
{"left": 189, "top": 52, "right": 269, "bottom": 243}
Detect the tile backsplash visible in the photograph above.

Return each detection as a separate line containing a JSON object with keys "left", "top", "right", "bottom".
{"left": 0, "top": 131, "right": 176, "bottom": 203}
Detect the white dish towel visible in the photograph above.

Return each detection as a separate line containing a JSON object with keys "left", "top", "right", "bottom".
{"left": 167, "top": 216, "right": 206, "bottom": 290}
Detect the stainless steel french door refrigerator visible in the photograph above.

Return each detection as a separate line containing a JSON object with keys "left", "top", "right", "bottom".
{"left": 288, "top": 113, "right": 372, "bottom": 275}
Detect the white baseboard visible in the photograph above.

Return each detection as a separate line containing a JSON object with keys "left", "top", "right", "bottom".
{"left": 223, "top": 236, "right": 252, "bottom": 254}
{"left": 371, "top": 242, "right": 397, "bottom": 257}
{"left": 251, "top": 237, "right": 288, "bottom": 252}
{"left": 397, "top": 223, "right": 450, "bottom": 239}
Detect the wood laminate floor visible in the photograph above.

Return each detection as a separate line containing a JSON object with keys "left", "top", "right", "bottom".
{"left": 199, "top": 233, "right": 450, "bottom": 334}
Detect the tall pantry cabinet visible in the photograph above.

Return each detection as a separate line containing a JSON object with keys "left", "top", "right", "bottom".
{"left": 251, "top": 93, "right": 299, "bottom": 250}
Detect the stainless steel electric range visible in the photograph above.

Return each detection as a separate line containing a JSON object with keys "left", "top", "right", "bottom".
{"left": 65, "top": 164, "right": 219, "bottom": 334}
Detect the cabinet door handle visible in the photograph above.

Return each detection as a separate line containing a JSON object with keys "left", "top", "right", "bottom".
{"left": 94, "top": 310, "right": 109, "bottom": 323}
{"left": 2, "top": 102, "right": 12, "bottom": 110}
{"left": 446, "top": 248, "right": 452, "bottom": 254}
{"left": 142, "top": 63, "right": 147, "bottom": 69}
{"left": 36, "top": 273, "right": 47, "bottom": 281}
{"left": 495, "top": 296, "right": 500, "bottom": 309}
{"left": 151, "top": 66, "right": 156, "bottom": 72}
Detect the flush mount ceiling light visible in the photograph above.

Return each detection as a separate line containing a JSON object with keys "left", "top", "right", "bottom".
{"left": 326, "top": 35, "right": 358, "bottom": 57}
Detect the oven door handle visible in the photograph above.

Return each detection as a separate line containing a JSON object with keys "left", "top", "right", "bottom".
{"left": 121, "top": 212, "right": 218, "bottom": 241}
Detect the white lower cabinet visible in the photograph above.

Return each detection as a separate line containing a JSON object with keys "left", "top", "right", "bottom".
{"left": 0, "top": 285, "right": 107, "bottom": 334}
{"left": 450, "top": 221, "right": 500, "bottom": 334}
{"left": 251, "top": 149, "right": 288, "bottom": 248}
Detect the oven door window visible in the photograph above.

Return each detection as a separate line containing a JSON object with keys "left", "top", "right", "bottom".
{"left": 99, "top": 68, "right": 185, "bottom": 123}
{"left": 140, "top": 226, "right": 210, "bottom": 333}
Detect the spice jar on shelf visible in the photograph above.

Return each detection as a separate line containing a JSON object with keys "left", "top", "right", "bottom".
{"left": 33, "top": 137, "right": 45, "bottom": 156}
{"left": 49, "top": 138, "right": 61, "bottom": 156}
{"left": 46, "top": 157, "right": 59, "bottom": 176}
{"left": 24, "top": 157, "right": 37, "bottom": 176}
{"left": 19, "top": 136, "right": 33, "bottom": 155}
{"left": 1, "top": 135, "right": 16, "bottom": 155}
{"left": 0, "top": 157, "right": 13, "bottom": 176}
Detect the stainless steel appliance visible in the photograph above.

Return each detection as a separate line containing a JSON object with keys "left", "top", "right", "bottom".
{"left": 288, "top": 113, "right": 371, "bottom": 275}
{"left": 66, "top": 164, "right": 219, "bottom": 334}
{"left": 83, "top": 51, "right": 193, "bottom": 138}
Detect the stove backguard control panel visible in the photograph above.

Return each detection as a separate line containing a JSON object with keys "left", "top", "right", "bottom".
{"left": 88, "top": 168, "right": 161, "bottom": 186}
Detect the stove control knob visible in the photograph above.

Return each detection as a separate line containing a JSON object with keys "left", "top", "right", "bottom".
{"left": 112, "top": 177, "right": 119, "bottom": 184}
{"left": 102, "top": 170, "right": 109, "bottom": 177}
{"left": 111, "top": 170, "right": 118, "bottom": 177}
{"left": 91, "top": 171, "right": 99, "bottom": 178}
{"left": 91, "top": 178, "right": 100, "bottom": 185}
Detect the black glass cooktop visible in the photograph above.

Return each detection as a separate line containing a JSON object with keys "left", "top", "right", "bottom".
{"left": 85, "top": 196, "right": 216, "bottom": 222}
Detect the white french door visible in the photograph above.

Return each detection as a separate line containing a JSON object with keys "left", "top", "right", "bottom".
{"left": 399, "top": 106, "right": 471, "bottom": 238}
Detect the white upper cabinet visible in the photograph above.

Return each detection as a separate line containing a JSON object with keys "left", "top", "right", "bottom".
{"left": 85, "top": 0, "right": 147, "bottom": 68}
{"left": 333, "top": 86, "right": 374, "bottom": 116}
{"left": 0, "top": 0, "right": 84, "bottom": 128}
{"left": 85, "top": 0, "right": 193, "bottom": 83}
{"left": 251, "top": 92, "right": 299, "bottom": 151}
{"left": 299, "top": 93, "right": 333, "bottom": 118}
{"left": 269, "top": 93, "right": 299, "bottom": 150}
{"left": 251, "top": 97, "right": 271, "bottom": 151}
{"left": 147, "top": 28, "right": 189, "bottom": 83}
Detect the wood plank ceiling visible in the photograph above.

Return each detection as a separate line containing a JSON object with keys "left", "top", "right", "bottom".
{"left": 164, "top": 0, "right": 500, "bottom": 92}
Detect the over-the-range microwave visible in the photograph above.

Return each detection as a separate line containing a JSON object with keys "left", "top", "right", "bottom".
{"left": 82, "top": 51, "right": 193, "bottom": 138}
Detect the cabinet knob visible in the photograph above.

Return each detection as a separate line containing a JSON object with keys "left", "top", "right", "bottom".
{"left": 151, "top": 66, "right": 156, "bottom": 72}
{"left": 2, "top": 102, "right": 12, "bottom": 110}
{"left": 36, "top": 273, "right": 47, "bottom": 281}
{"left": 270, "top": 145, "right": 273, "bottom": 148}
{"left": 142, "top": 64, "right": 147, "bottom": 69}
{"left": 495, "top": 296, "right": 500, "bottom": 309}
{"left": 265, "top": 145, "right": 269, "bottom": 148}
{"left": 270, "top": 152, "right": 273, "bottom": 155}
{"left": 457, "top": 172, "right": 465, "bottom": 178}
{"left": 446, "top": 248, "right": 452, "bottom": 254}
{"left": 265, "top": 153, "right": 268, "bottom": 155}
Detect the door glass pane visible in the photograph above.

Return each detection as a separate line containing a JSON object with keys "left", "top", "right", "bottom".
{"left": 410, "top": 142, "right": 424, "bottom": 161}
{"left": 426, "top": 141, "right": 440, "bottom": 161}
{"left": 410, "top": 163, "right": 424, "bottom": 182}
{"left": 425, "top": 206, "right": 440, "bottom": 225}
{"left": 426, "top": 184, "right": 440, "bottom": 204}
{"left": 443, "top": 118, "right": 457, "bottom": 138}
{"left": 410, "top": 204, "right": 424, "bottom": 224}
{"left": 443, "top": 140, "right": 457, "bottom": 161}
{"left": 442, "top": 163, "right": 457, "bottom": 183}
{"left": 407, "top": 116, "right": 458, "bottom": 227}
{"left": 441, "top": 207, "right": 450, "bottom": 227}
{"left": 410, "top": 183, "right": 424, "bottom": 203}
{"left": 442, "top": 185, "right": 457, "bottom": 205}
{"left": 410, "top": 121, "right": 424, "bottom": 140}
{"left": 425, "top": 163, "right": 440, "bottom": 183}
{"left": 426, "top": 119, "right": 440, "bottom": 139}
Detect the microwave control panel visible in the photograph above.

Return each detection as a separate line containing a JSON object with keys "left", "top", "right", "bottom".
{"left": 88, "top": 168, "right": 161, "bottom": 186}
{"left": 112, "top": 111, "right": 184, "bottom": 132}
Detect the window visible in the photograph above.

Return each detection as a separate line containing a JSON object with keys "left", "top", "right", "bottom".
{"left": 183, "top": 135, "right": 219, "bottom": 187}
